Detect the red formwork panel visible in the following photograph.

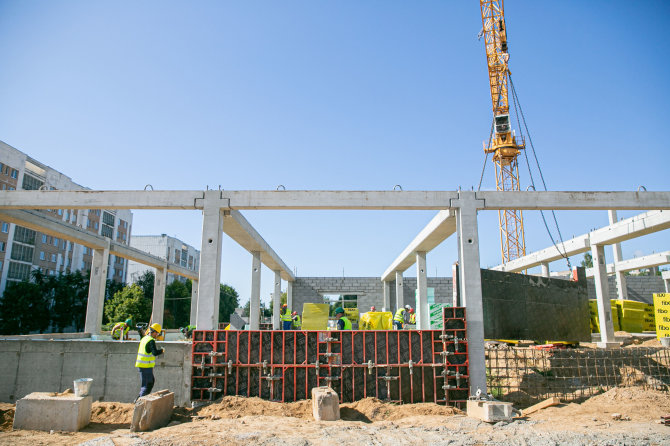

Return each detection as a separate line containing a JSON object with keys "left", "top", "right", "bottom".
{"left": 190, "top": 307, "right": 469, "bottom": 406}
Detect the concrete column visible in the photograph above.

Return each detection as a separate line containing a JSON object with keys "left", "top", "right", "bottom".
{"left": 592, "top": 244, "right": 617, "bottom": 348}
{"left": 395, "top": 271, "right": 404, "bottom": 313}
{"left": 84, "top": 242, "right": 110, "bottom": 335}
{"left": 249, "top": 251, "right": 261, "bottom": 330}
{"left": 663, "top": 270, "right": 670, "bottom": 293}
{"left": 454, "top": 191, "right": 486, "bottom": 395}
{"left": 196, "top": 194, "right": 224, "bottom": 330}
{"left": 273, "top": 270, "right": 281, "bottom": 330}
{"left": 189, "top": 279, "right": 199, "bottom": 326}
{"left": 287, "top": 281, "right": 294, "bottom": 315}
{"left": 416, "top": 251, "right": 429, "bottom": 330}
{"left": 540, "top": 262, "right": 550, "bottom": 278}
{"left": 152, "top": 266, "right": 167, "bottom": 327}
{"left": 608, "top": 210, "right": 628, "bottom": 300}
{"left": 383, "top": 280, "right": 391, "bottom": 312}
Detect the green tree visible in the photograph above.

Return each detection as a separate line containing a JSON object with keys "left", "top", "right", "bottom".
{"left": 103, "top": 284, "right": 152, "bottom": 328}
{"left": 0, "top": 280, "right": 50, "bottom": 334}
{"left": 135, "top": 270, "right": 155, "bottom": 302}
{"left": 581, "top": 253, "right": 593, "bottom": 268}
{"left": 164, "top": 279, "right": 191, "bottom": 329}
{"left": 219, "top": 284, "right": 240, "bottom": 324}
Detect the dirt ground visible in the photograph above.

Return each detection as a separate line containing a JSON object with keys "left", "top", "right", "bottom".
{"left": 1, "top": 387, "right": 668, "bottom": 446}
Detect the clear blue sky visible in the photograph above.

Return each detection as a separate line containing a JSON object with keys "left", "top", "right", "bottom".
{"left": 1, "top": 1, "right": 668, "bottom": 307}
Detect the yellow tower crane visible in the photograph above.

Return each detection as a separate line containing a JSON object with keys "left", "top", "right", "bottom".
{"left": 479, "top": 0, "right": 526, "bottom": 264}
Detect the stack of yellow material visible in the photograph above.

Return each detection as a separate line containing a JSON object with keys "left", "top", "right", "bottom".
{"left": 588, "top": 299, "right": 620, "bottom": 333}
{"left": 301, "top": 303, "right": 331, "bottom": 330}
{"left": 643, "top": 303, "right": 656, "bottom": 332}
{"left": 359, "top": 312, "right": 393, "bottom": 330}
{"left": 616, "top": 299, "right": 649, "bottom": 333}
{"left": 652, "top": 293, "right": 670, "bottom": 339}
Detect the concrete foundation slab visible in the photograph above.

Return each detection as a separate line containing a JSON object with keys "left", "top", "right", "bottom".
{"left": 312, "top": 386, "right": 340, "bottom": 421}
{"left": 131, "top": 389, "right": 174, "bottom": 432}
{"left": 466, "top": 399, "right": 514, "bottom": 423}
{"left": 13, "top": 392, "right": 91, "bottom": 432}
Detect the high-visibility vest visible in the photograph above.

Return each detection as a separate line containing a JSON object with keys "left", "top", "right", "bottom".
{"left": 394, "top": 309, "right": 405, "bottom": 323}
{"left": 111, "top": 323, "right": 129, "bottom": 340}
{"left": 339, "top": 316, "right": 352, "bottom": 330}
{"left": 280, "top": 310, "right": 293, "bottom": 322}
{"left": 135, "top": 335, "right": 156, "bottom": 368}
{"left": 293, "top": 315, "right": 301, "bottom": 329}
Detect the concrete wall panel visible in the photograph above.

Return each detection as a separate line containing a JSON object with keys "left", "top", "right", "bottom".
{"left": 0, "top": 342, "right": 21, "bottom": 401}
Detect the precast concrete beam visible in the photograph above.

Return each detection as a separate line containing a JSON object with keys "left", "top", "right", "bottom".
{"left": 152, "top": 267, "right": 167, "bottom": 327}
{"left": 0, "top": 190, "right": 205, "bottom": 209}
{"left": 287, "top": 281, "right": 293, "bottom": 315}
{"left": 84, "top": 243, "right": 110, "bottom": 335}
{"left": 494, "top": 235, "right": 590, "bottom": 272}
{"left": 584, "top": 251, "right": 670, "bottom": 277}
{"left": 478, "top": 191, "right": 670, "bottom": 210}
{"left": 381, "top": 210, "right": 456, "bottom": 281}
{"left": 223, "top": 210, "right": 295, "bottom": 282}
{"left": 609, "top": 210, "right": 628, "bottom": 300}
{"left": 590, "top": 210, "right": 670, "bottom": 246}
{"left": 249, "top": 251, "right": 262, "bottom": 330}
{"left": 273, "top": 270, "right": 281, "bottom": 330}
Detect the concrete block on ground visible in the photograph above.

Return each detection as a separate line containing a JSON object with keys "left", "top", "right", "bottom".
{"left": 467, "top": 400, "right": 514, "bottom": 423}
{"left": 13, "top": 392, "right": 91, "bottom": 432}
{"left": 312, "top": 386, "right": 340, "bottom": 421}
{"left": 131, "top": 389, "right": 174, "bottom": 432}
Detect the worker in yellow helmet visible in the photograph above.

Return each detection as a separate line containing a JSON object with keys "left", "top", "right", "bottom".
{"left": 111, "top": 318, "right": 132, "bottom": 340}
{"left": 134, "top": 323, "right": 164, "bottom": 402}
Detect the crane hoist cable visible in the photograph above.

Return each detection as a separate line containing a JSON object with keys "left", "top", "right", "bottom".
{"left": 508, "top": 74, "right": 572, "bottom": 270}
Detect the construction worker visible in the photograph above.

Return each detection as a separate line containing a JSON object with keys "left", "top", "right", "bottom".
{"left": 180, "top": 325, "right": 196, "bottom": 339}
{"left": 291, "top": 311, "right": 301, "bottom": 329}
{"left": 394, "top": 305, "right": 412, "bottom": 330}
{"left": 111, "top": 318, "right": 132, "bottom": 340}
{"left": 370, "top": 306, "right": 376, "bottom": 312}
{"left": 280, "top": 304, "right": 293, "bottom": 330}
{"left": 409, "top": 308, "right": 416, "bottom": 325}
{"left": 334, "top": 307, "right": 351, "bottom": 330}
{"left": 135, "top": 323, "right": 164, "bottom": 402}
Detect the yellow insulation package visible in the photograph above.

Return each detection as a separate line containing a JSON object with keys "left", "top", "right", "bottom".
{"left": 301, "top": 303, "right": 331, "bottom": 330}
{"left": 359, "top": 311, "right": 393, "bottom": 330}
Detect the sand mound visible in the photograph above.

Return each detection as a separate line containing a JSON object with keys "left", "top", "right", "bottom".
{"left": 90, "top": 402, "right": 135, "bottom": 424}
{"left": 0, "top": 404, "right": 14, "bottom": 432}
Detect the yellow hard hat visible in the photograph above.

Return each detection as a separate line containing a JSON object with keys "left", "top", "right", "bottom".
{"left": 150, "top": 323, "right": 162, "bottom": 333}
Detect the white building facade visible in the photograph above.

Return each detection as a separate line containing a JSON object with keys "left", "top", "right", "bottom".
{"left": 127, "top": 234, "right": 199, "bottom": 285}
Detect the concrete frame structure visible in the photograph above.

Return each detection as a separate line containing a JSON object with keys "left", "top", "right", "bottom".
{"left": 1, "top": 189, "right": 668, "bottom": 396}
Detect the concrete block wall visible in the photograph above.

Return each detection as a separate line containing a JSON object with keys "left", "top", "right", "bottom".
{"left": 0, "top": 340, "right": 191, "bottom": 406}
{"left": 586, "top": 276, "right": 665, "bottom": 304}
{"left": 292, "top": 276, "right": 453, "bottom": 314}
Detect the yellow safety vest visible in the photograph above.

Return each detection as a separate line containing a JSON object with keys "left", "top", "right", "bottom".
{"left": 394, "top": 309, "right": 405, "bottom": 323}
{"left": 339, "top": 316, "right": 352, "bottom": 330}
{"left": 111, "top": 323, "right": 129, "bottom": 340}
{"left": 293, "top": 315, "right": 301, "bottom": 328}
{"left": 280, "top": 310, "right": 293, "bottom": 322}
{"left": 135, "top": 335, "right": 155, "bottom": 368}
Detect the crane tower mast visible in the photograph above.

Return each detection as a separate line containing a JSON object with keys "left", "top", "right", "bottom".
{"left": 479, "top": 0, "right": 526, "bottom": 263}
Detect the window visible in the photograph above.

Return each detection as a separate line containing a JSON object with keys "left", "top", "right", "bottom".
{"left": 102, "top": 211, "right": 115, "bottom": 226}
{"left": 8, "top": 186, "right": 14, "bottom": 190}
{"left": 53, "top": 237, "right": 59, "bottom": 246}
{"left": 174, "top": 249, "right": 181, "bottom": 264}
{"left": 40, "top": 251, "right": 45, "bottom": 260}
{"left": 7, "top": 261, "right": 31, "bottom": 280}
{"left": 10, "top": 169, "right": 17, "bottom": 179}
{"left": 0, "top": 241, "right": 5, "bottom": 252}
{"left": 57, "top": 209, "right": 63, "bottom": 216}
{"left": 42, "top": 234, "right": 47, "bottom": 243}
{"left": 0, "top": 260, "right": 2, "bottom": 270}
{"left": 65, "top": 211, "right": 70, "bottom": 221}
{"left": 81, "top": 261, "right": 86, "bottom": 270}
{"left": 122, "top": 233, "right": 126, "bottom": 241}
{"left": 94, "top": 222, "right": 99, "bottom": 230}
{"left": 51, "top": 254, "right": 56, "bottom": 262}
{"left": 101, "top": 224, "right": 113, "bottom": 238}
{"left": 0, "top": 163, "right": 4, "bottom": 173}
{"left": 1, "top": 223, "right": 8, "bottom": 233}
{"left": 10, "top": 243, "right": 34, "bottom": 262}
{"left": 3, "top": 165, "right": 8, "bottom": 174}
{"left": 14, "top": 226, "right": 35, "bottom": 244}
{"left": 22, "top": 173, "right": 43, "bottom": 190}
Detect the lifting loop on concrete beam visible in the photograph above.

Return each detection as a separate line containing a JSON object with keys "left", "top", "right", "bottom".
{"left": 526, "top": 185, "right": 536, "bottom": 191}
{"left": 638, "top": 185, "right": 647, "bottom": 192}
{"left": 144, "top": 184, "right": 154, "bottom": 191}
{"left": 276, "top": 185, "right": 286, "bottom": 191}
{"left": 393, "top": 185, "right": 403, "bottom": 191}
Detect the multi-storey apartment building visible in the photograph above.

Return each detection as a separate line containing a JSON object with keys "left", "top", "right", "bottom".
{"left": 127, "top": 234, "right": 199, "bottom": 285}
{"left": 0, "top": 141, "right": 133, "bottom": 295}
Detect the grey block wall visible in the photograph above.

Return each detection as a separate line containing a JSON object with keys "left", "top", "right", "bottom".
{"left": 586, "top": 276, "right": 665, "bottom": 304}
{"left": 292, "top": 276, "right": 454, "bottom": 314}
{"left": 0, "top": 340, "right": 192, "bottom": 406}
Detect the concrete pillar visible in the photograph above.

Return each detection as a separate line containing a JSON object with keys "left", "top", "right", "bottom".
{"left": 249, "top": 251, "right": 261, "bottom": 330}
{"left": 84, "top": 242, "right": 110, "bottom": 335}
{"left": 196, "top": 194, "right": 224, "bottom": 330}
{"left": 415, "top": 252, "right": 429, "bottom": 329}
{"left": 273, "top": 270, "right": 281, "bottom": 330}
{"left": 608, "top": 210, "right": 628, "bottom": 300}
{"left": 540, "top": 262, "right": 550, "bottom": 278}
{"left": 454, "top": 191, "right": 486, "bottom": 395}
{"left": 395, "top": 271, "right": 404, "bottom": 313}
{"left": 592, "top": 244, "right": 617, "bottom": 348}
{"left": 382, "top": 280, "right": 391, "bottom": 312}
{"left": 663, "top": 270, "right": 670, "bottom": 293}
{"left": 189, "top": 279, "right": 198, "bottom": 326}
{"left": 287, "top": 281, "right": 294, "bottom": 314}
{"left": 152, "top": 266, "right": 167, "bottom": 327}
